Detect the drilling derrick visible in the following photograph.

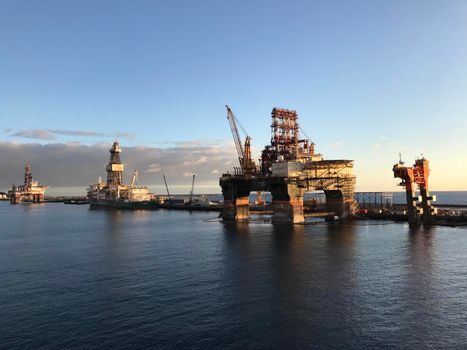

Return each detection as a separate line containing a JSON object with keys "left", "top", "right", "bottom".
{"left": 106, "top": 141, "right": 124, "bottom": 186}
{"left": 87, "top": 141, "right": 154, "bottom": 206}
{"left": 393, "top": 157, "right": 436, "bottom": 228}
{"left": 271, "top": 108, "right": 299, "bottom": 160}
{"left": 24, "top": 162, "right": 33, "bottom": 190}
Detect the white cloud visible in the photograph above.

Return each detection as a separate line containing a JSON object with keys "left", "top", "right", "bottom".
{"left": 9, "top": 128, "right": 135, "bottom": 141}
{"left": 11, "top": 129, "right": 56, "bottom": 140}
{"left": 146, "top": 163, "right": 161, "bottom": 173}
{"left": 329, "top": 142, "right": 343, "bottom": 149}
{"left": 183, "top": 156, "right": 208, "bottom": 166}
{"left": 0, "top": 141, "right": 238, "bottom": 193}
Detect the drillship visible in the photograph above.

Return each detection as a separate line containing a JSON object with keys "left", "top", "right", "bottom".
{"left": 87, "top": 141, "right": 157, "bottom": 209}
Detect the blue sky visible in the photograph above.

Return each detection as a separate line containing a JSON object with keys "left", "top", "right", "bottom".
{"left": 1, "top": 0, "right": 467, "bottom": 192}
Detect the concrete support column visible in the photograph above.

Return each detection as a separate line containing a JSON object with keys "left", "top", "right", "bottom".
{"left": 220, "top": 178, "right": 251, "bottom": 222}
{"left": 419, "top": 187, "right": 434, "bottom": 225}
{"left": 324, "top": 190, "right": 355, "bottom": 218}
{"left": 221, "top": 196, "right": 250, "bottom": 221}
{"left": 405, "top": 183, "right": 420, "bottom": 228}
{"left": 10, "top": 193, "right": 20, "bottom": 204}
{"left": 271, "top": 182, "right": 305, "bottom": 224}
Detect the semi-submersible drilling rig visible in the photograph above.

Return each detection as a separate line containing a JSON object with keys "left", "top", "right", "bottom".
{"left": 219, "top": 106, "right": 356, "bottom": 223}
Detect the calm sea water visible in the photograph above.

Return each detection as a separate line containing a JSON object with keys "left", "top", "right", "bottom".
{"left": 1, "top": 202, "right": 467, "bottom": 349}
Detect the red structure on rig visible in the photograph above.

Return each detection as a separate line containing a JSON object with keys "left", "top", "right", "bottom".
{"left": 393, "top": 157, "right": 436, "bottom": 228}
{"left": 260, "top": 108, "right": 318, "bottom": 176}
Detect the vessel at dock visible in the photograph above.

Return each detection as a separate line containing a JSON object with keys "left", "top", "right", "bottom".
{"left": 87, "top": 141, "right": 159, "bottom": 209}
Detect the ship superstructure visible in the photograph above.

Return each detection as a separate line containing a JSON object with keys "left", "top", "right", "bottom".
{"left": 87, "top": 141, "right": 155, "bottom": 208}
{"left": 8, "top": 163, "right": 48, "bottom": 204}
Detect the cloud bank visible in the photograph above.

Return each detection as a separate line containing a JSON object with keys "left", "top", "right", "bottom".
{"left": 8, "top": 128, "right": 135, "bottom": 141}
{"left": 0, "top": 140, "right": 237, "bottom": 194}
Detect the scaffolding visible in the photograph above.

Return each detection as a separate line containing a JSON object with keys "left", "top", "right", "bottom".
{"left": 355, "top": 192, "right": 394, "bottom": 210}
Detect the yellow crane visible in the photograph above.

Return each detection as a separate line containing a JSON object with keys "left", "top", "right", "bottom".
{"left": 225, "top": 105, "right": 256, "bottom": 175}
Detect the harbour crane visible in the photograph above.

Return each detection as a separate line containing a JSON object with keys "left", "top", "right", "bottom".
{"left": 130, "top": 170, "right": 138, "bottom": 188}
{"left": 162, "top": 173, "right": 171, "bottom": 199}
{"left": 189, "top": 174, "right": 196, "bottom": 203}
{"left": 225, "top": 105, "right": 256, "bottom": 175}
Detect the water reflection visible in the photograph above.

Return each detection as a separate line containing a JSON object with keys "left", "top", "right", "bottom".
{"left": 102, "top": 210, "right": 125, "bottom": 236}
{"left": 406, "top": 225, "right": 437, "bottom": 287}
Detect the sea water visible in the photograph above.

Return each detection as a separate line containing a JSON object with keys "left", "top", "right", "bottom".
{"left": 1, "top": 202, "right": 467, "bottom": 349}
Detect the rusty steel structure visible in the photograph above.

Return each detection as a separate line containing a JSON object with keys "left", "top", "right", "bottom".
{"left": 220, "top": 106, "right": 356, "bottom": 223}
{"left": 8, "top": 163, "right": 48, "bottom": 204}
{"left": 393, "top": 157, "right": 436, "bottom": 228}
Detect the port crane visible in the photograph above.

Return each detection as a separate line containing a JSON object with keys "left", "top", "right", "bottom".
{"left": 225, "top": 105, "right": 256, "bottom": 175}
{"left": 162, "top": 173, "right": 171, "bottom": 200}
{"left": 130, "top": 170, "right": 138, "bottom": 187}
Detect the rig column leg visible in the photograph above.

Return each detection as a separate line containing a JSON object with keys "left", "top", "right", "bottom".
{"left": 271, "top": 183, "right": 305, "bottom": 224}
{"left": 325, "top": 190, "right": 353, "bottom": 218}
{"left": 220, "top": 184, "right": 250, "bottom": 222}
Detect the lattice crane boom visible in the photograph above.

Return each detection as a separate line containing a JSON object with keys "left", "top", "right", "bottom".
{"left": 130, "top": 170, "right": 138, "bottom": 187}
{"left": 226, "top": 105, "right": 244, "bottom": 167}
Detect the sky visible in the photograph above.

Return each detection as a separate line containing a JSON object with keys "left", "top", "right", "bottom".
{"left": 1, "top": 0, "right": 466, "bottom": 194}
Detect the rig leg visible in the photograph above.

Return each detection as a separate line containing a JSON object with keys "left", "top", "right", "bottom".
{"left": 324, "top": 190, "right": 355, "bottom": 218}
{"left": 220, "top": 186, "right": 250, "bottom": 222}
{"left": 10, "top": 193, "right": 19, "bottom": 204}
{"left": 271, "top": 183, "right": 305, "bottom": 224}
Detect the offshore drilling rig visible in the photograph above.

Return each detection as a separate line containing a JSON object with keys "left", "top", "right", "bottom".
{"left": 87, "top": 141, "right": 155, "bottom": 208}
{"left": 393, "top": 156, "right": 436, "bottom": 228}
{"left": 8, "top": 163, "right": 48, "bottom": 204}
{"left": 219, "top": 106, "right": 356, "bottom": 223}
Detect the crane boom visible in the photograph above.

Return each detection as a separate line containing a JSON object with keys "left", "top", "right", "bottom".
{"left": 189, "top": 174, "right": 195, "bottom": 202}
{"left": 130, "top": 170, "right": 138, "bottom": 187}
{"left": 162, "top": 173, "right": 171, "bottom": 199}
{"left": 226, "top": 105, "right": 244, "bottom": 167}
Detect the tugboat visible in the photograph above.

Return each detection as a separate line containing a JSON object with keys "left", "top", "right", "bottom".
{"left": 87, "top": 141, "right": 158, "bottom": 209}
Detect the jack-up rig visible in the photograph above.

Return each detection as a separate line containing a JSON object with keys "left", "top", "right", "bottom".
{"left": 219, "top": 106, "right": 356, "bottom": 223}
{"left": 393, "top": 156, "right": 436, "bottom": 228}
{"left": 8, "top": 163, "right": 48, "bottom": 204}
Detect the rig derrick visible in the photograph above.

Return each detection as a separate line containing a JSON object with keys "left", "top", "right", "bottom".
{"left": 220, "top": 107, "right": 356, "bottom": 224}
